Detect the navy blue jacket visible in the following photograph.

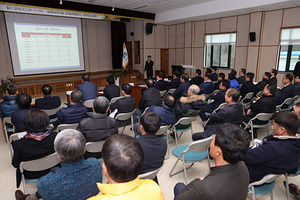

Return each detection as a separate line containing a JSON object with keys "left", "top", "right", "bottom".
{"left": 137, "top": 134, "right": 167, "bottom": 174}
{"left": 240, "top": 81, "right": 255, "bottom": 99}
{"left": 103, "top": 84, "right": 120, "bottom": 102}
{"left": 147, "top": 104, "right": 176, "bottom": 126}
{"left": 77, "top": 81, "right": 97, "bottom": 102}
{"left": 11, "top": 107, "right": 33, "bottom": 133}
{"left": 280, "top": 84, "right": 295, "bottom": 100}
{"left": 270, "top": 76, "right": 277, "bottom": 84}
{"left": 168, "top": 78, "right": 181, "bottom": 89}
{"left": 173, "top": 82, "right": 191, "bottom": 100}
{"left": 201, "top": 90, "right": 226, "bottom": 114}
{"left": 0, "top": 95, "right": 18, "bottom": 118}
{"left": 56, "top": 103, "right": 87, "bottom": 125}
{"left": 110, "top": 96, "right": 136, "bottom": 127}
{"left": 244, "top": 135, "right": 300, "bottom": 183}
{"left": 189, "top": 76, "right": 204, "bottom": 86}
{"left": 35, "top": 96, "right": 61, "bottom": 110}
{"left": 211, "top": 72, "right": 218, "bottom": 81}
{"left": 139, "top": 87, "right": 162, "bottom": 111}
{"left": 237, "top": 75, "right": 246, "bottom": 84}
{"left": 155, "top": 80, "right": 168, "bottom": 91}
{"left": 199, "top": 81, "right": 214, "bottom": 94}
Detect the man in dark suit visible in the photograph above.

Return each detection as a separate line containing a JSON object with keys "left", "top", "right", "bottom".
{"left": 137, "top": 112, "right": 167, "bottom": 183}
{"left": 174, "top": 124, "right": 250, "bottom": 200}
{"left": 211, "top": 66, "right": 218, "bottom": 81}
{"left": 11, "top": 93, "right": 33, "bottom": 133}
{"left": 237, "top": 68, "right": 246, "bottom": 84}
{"left": 155, "top": 72, "right": 168, "bottom": 91}
{"left": 168, "top": 71, "right": 181, "bottom": 89}
{"left": 189, "top": 69, "right": 204, "bottom": 86}
{"left": 240, "top": 72, "right": 255, "bottom": 99}
{"left": 0, "top": 84, "right": 19, "bottom": 118}
{"left": 110, "top": 83, "right": 136, "bottom": 127}
{"left": 144, "top": 55, "right": 154, "bottom": 79}
{"left": 173, "top": 73, "right": 191, "bottom": 100}
{"left": 270, "top": 69, "right": 278, "bottom": 84}
{"left": 139, "top": 79, "right": 162, "bottom": 112}
{"left": 35, "top": 84, "right": 61, "bottom": 110}
{"left": 293, "top": 55, "right": 300, "bottom": 85}
{"left": 199, "top": 72, "right": 214, "bottom": 94}
{"left": 199, "top": 79, "right": 230, "bottom": 121}
{"left": 103, "top": 76, "right": 120, "bottom": 102}
{"left": 255, "top": 72, "right": 270, "bottom": 95}
{"left": 192, "top": 88, "right": 243, "bottom": 140}
{"left": 280, "top": 73, "right": 295, "bottom": 100}
{"left": 77, "top": 74, "right": 97, "bottom": 103}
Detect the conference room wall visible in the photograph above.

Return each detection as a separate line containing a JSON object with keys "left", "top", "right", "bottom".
{"left": 0, "top": 12, "right": 113, "bottom": 79}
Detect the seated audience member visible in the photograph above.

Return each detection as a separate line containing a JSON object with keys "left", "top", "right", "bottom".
{"left": 134, "top": 95, "right": 175, "bottom": 136}
{"left": 103, "top": 75, "right": 120, "bottom": 102}
{"left": 270, "top": 68, "right": 278, "bottom": 84}
{"left": 139, "top": 79, "right": 162, "bottom": 112}
{"left": 137, "top": 112, "right": 167, "bottom": 181}
{"left": 88, "top": 134, "right": 164, "bottom": 200}
{"left": 174, "top": 124, "right": 250, "bottom": 200}
{"left": 240, "top": 72, "right": 255, "bottom": 99}
{"left": 280, "top": 73, "right": 295, "bottom": 100}
{"left": 56, "top": 90, "right": 87, "bottom": 125}
{"left": 168, "top": 70, "right": 181, "bottom": 89}
{"left": 175, "top": 85, "right": 205, "bottom": 121}
{"left": 199, "top": 72, "right": 214, "bottom": 94}
{"left": 155, "top": 72, "right": 168, "bottom": 91}
{"left": 173, "top": 73, "right": 191, "bottom": 100}
{"left": 110, "top": 83, "right": 136, "bottom": 127}
{"left": 77, "top": 96, "right": 118, "bottom": 143}
{"left": 293, "top": 102, "right": 300, "bottom": 133}
{"left": 34, "top": 84, "right": 61, "bottom": 110}
{"left": 214, "top": 72, "right": 225, "bottom": 90}
{"left": 15, "top": 129, "right": 102, "bottom": 200}
{"left": 237, "top": 68, "right": 246, "bottom": 84}
{"left": 77, "top": 74, "right": 97, "bottom": 102}
{"left": 255, "top": 72, "right": 271, "bottom": 95}
{"left": 192, "top": 88, "right": 243, "bottom": 140}
{"left": 275, "top": 86, "right": 284, "bottom": 105}
{"left": 0, "top": 84, "right": 19, "bottom": 118}
{"left": 12, "top": 109, "right": 58, "bottom": 188}
{"left": 228, "top": 70, "right": 239, "bottom": 89}
{"left": 211, "top": 66, "right": 218, "bottom": 81}
{"left": 199, "top": 79, "right": 230, "bottom": 121}
{"left": 244, "top": 111, "right": 300, "bottom": 183}
{"left": 189, "top": 69, "right": 204, "bottom": 86}
{"left": 11, "top": 93, "right": 33, "bottom": 133}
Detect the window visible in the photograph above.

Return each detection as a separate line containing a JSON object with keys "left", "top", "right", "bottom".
{"left": 278, "top": 28, "right": 300, "bottom": 72}
{"left": 205, "top": 33, "right": 236, "bottom": 68}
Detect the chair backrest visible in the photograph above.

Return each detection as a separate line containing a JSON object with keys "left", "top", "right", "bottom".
{"left": 156, "top": 125, "right": 171, "bottom": 136}
{"left": 253, "top": 113, "right": 274, "bottom": 122}
{"left": 139, "top": 167, "right": 161, "bottom": 180}
{"left": 20, "top": 153, "right": 60, "bottom": 172}
{"left": 188, "top": 135, "right": 213, "bottom": 153}
{"left": 204, "top": 93, "right": 212, "bottom": 100}
{"left": 249, "top": 174, "right": 281, "bottom": 187}
{"left": 115, "top": 110, "right": 135, "bottom": 121}
{"left": 42, "top": 107, "right": 61, "bottom": 116}
{"left": 83, "top": 99, "right": 94, "bottom": 108}
{"left": 294, "top": 95, "right": 300, "bottom": 102}
{"left": 277, "top": 97, "right": 294, "bottom": 112}
{"left": 174, "top": 116, "right": 197, "bottom": 126}
{"left": 109, "top": 96, "right": 123, "bottom": 106}
{"left": 237, "top": 95, "right": 242, "bottom": 103}
{"left": 57, "top": 123, "right": 79, "bottom": 132}
{"left": 242, "top": 92, "right": 254, "bottom": 102}
{"left": 256, "top": 91, "right": 263, "bottom": 98}
{"left": 212, "top": 103, "right": 227, "bottom": 114}
{"left": 165, "top": 89, "right": 176, "bottom": 96}
{"left": 9, "top": 131, "right": 27, "bottom": 142}
{"left": 160, "top": 90, "right": 167, "bottom": 97}
{"left": 2, "top": 104, "right": 19, "bottom": 117}
{"left": 4, "top": 117, "right": 12, "bottom": 124}
{"left": 212, "top": 90, "right": 220, "bottom": 95}
{"left": 85, "top": 140, "right": 106, "bottom": 153}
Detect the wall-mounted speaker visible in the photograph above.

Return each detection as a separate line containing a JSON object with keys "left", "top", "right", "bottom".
{"left": 249, "top": 32, "right": 256, "bottom": 42}
{"left": 130, "top": 32, "right": 134, "bottom": 36}
{"left": 145, "top": 23, "right": 153, "bottom": 35}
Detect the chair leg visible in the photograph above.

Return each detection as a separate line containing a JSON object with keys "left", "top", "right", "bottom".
{"left": 270, "top": 189, "right": 274, "bottom": 200}
{"left": 131, "top": 115, "right": 134, "bottom": 131}
{"left": 174, "top": 128, "right": 178, "bottom": 146}
{"left": 206, "top": 151, "right": 211, "bottom": 171}
{"left": 165, "top": 131, "right": 170, "bottom": 160}
{"left": 169, "top": 154, "right": 182, "bottom": 177}
{"left": 120, "top": 126, "right": 125, "bottom": 134}
{"left": 251, "top": 123, "right": 254, "bottom": 146}
{"left": 182, "top": 155, "right": 188, "bottom": 184}
{"left": 285, "top": 174, "right": 290, "bottom": 200}
{"left": 251, "top": 186, "right": 256, "bottom": 200}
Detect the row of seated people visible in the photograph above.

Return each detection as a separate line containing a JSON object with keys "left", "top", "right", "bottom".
{"left": 14, "top": 108, "right": 300, "bottom": 200}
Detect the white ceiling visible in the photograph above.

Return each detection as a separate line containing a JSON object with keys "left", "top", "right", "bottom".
{"left": 67, "top": 0, "right": 300, "bottom": 24}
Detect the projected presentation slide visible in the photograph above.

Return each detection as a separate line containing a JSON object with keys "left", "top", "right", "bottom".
{"left": 5, "top": 13, "right": 85, "bottom": 76}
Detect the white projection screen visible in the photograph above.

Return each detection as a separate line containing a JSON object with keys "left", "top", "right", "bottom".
{"left": 5, "top": 12, "right": 85, "bottom": 76}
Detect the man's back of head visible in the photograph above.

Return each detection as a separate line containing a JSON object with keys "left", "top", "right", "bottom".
{"left": 41, "top": 84, "right": 52, "bottom": 96}
{"left": 271, "top": 69, "right": 278, "bottom": 76}
{"left": 240, "top": 68, "right": 246, "bottom": 75}
{"left": 189, "top": 84, "right": 200, "bottom": 95}
{"left": 146, "top": 79, "right": 154, "bottom": 88}
{"left": 54, "top": 129, "right": 86, "bottom": 163}
{"left": 218, "top": 73, "right": 225, "bottom": 80}
{"left": 7, "top": 84, "right": 18, "bottom": 96}
{"left": 102, "top": 134, "right": 144, "bottom": 183}
{"left": 284, "top": 73, "right": 293, "bottom": 84}
{"left": 221, "top": 79, "right": 230, "bottom": 90}
{"left": 107, "top": 76, "right": 115, "bottom": 85}
{"left": 71, "top": 90, "right": 83, "bottom": 104}
{"left": 181, "top": 74, "right": 189, "bottom": 82}
{"left": 264, "top": 72, "right": 271, "bottom": 80}
{"left": 173, "top": 70, "right": 179, "bottom": 78}
{"left": 93, "top": 96, "right": 109, "bottom": 114}
{"left": 121, "top": 83, "right": 132, "bottom": 95}
{"left": 246, "top": 72, "right": 254, "bottom": 82}
{"left": 204, "top": 72, "right": 212, "bottom": 81}
{"left": 82, "top": 74, "right": 90, "bottom": 82}
{"left": 226, "top": 88, "right": 240, "bottom": 103}
{"left": 196, "top": 69, "right": 202, "bottom": 76}
{"left": 16, "top": 93, "right": 32, "bottom": 109}
{"left": 140, "top": 112, "right": 161, "bottom": 135}
{"left": 158, "top": 72, "right": 164, "bottom": 79}
{"left": 163, "top": 95, "right": 175, "bottom": 108}
{"left": 264, "top": 83, "right": 276, "bottom": 95}
{"left": 273, "top": 111, "right": 300, "bottom": 136}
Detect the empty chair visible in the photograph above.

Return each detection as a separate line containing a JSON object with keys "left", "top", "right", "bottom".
{"left": 57, "top": 123, "right": 79, "bottom": 132}
{"left": 83, "top": 99, "right": 94, "bottom": 109}
{"left": 248, "top": 174, "right": 281, "bottom": 200}
{"left": 3, "top": 117, "right": 14, "bottom": 143}
{"left": 20, "top": 153, "right": 60, "bottom": 194}
{"left": 170, "top": 116, "right": 197, "bottom": 146}
{"left": 276, "top": 97, "right": 294, "bottom": 112}
{"left": 115, "top": 109, "right": 135, "bottom": 134}
{"left": 169, "top": 135, "right": 213, "bottom": 184}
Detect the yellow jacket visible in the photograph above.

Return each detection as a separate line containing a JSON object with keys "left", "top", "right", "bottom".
{"left": 88, "top": 177, "right": 164, "bottom": 200}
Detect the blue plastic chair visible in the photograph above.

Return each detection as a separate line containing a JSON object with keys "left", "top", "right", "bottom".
{"left": 249, "top": 174, "right": 281, "bottom": 200}
{"left": 169, "top": 135, "right": 213, "bottom": 184}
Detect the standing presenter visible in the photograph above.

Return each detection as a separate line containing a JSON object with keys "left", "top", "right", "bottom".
{"left": 144, "top": 55, "right": 154, "bottom": 79}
